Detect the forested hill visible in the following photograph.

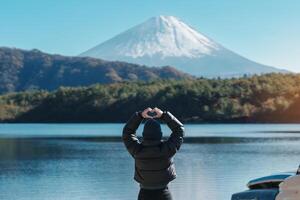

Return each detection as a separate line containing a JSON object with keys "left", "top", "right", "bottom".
{"left": 0, "top": 47, "right": 192, "bottom": 94}
{"left": 1, "top": 73, "right": 300, "bottom": 123}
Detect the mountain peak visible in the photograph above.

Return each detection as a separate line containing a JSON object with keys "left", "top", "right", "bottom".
{"left": 80, "top": 15, "right": 285, "bottom": 77}
{"left": 80, "top": 15, "right": 220, "bottom": 60}
{"left": 150, "top": 15, "right": 181, "bottom": 23}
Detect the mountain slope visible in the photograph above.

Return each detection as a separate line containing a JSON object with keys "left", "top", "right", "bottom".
{"left": 80, "top": 15, "right": 287, "bottom": 77}
{"left": 0, "top": 47, "right": 192, "bottom": 94}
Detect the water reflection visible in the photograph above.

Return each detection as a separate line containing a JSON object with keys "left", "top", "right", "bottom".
{"left": 0, "top": 139, "right": 138, "bottom": 200}
{"left": 0, "top": 131, "right": 300, "bottom": 199}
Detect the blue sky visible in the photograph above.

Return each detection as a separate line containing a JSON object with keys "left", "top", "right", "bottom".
{"left": 1, "top": 0, "right": 299, "bottom": 72}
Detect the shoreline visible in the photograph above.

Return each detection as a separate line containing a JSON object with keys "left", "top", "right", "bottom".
{"left": 1, "top": 135, "right": 300, "bottom": 144}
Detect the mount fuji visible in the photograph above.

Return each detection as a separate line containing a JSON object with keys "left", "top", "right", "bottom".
{"left": 80, "top": 15, "right": 286, "bottom": 77}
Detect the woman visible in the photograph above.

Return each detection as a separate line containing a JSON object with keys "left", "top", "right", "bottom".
{"left": 122, "top": 107, "right": 185, "bottom": 200}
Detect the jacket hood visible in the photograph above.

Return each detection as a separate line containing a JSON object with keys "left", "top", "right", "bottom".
{"left": 142, "top": 119, "right": 162, "bottom": 141}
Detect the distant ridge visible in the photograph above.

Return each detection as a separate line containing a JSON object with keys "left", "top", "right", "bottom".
{"left": 80, "top": 15, "right": 287, "bottom": 77}
{"left": 0, "top": 47, "right": 192, "bottom": 94}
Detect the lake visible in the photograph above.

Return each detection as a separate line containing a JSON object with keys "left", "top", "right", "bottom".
{"left": 1, "top": 123, "right": 300, "bottom": 200}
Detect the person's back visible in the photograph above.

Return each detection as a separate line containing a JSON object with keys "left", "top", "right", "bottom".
{"left": 122, "top": 107, "right": 185, "bottom": 200}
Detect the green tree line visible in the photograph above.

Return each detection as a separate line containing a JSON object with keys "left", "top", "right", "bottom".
{"left": 1, "top": 73, "right": 300, "bottom": 123}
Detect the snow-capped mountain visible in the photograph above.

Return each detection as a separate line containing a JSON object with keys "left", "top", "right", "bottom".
{"left": 80, "top": 15, "right": 286, "bottom": 77}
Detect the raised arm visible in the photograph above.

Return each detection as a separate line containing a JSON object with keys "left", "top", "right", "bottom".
{"left": 153, "top": 108, "right": 185, "bottom": 157}
{"left": 122, "top": 108, "right": 152, "bottom": 156}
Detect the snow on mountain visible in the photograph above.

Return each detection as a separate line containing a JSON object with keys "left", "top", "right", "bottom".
{"left": 80, "top": 15, "right": 287, "bottom": 77}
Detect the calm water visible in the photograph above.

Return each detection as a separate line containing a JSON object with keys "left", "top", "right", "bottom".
{"left": 1, "top": 124, "right": 300, "bottom": 200}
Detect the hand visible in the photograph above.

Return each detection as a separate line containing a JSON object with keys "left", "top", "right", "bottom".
{"left": 153, "top": 107, "right": 163, "bottom": 118}
{"left": 141, "top": 107, "right": 153, "bottom": 119}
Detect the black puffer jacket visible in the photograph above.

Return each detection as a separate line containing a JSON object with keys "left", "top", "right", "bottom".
{"left": 122, "top": 111, "right": 185, "bottom": 189}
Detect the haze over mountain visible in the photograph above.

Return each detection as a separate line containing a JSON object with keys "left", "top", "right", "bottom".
{"left": 80, "top": 15, "right": 287, "bottom": 77}
{"left": 0, "top": 47, "right": 191, "bottom": 94}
